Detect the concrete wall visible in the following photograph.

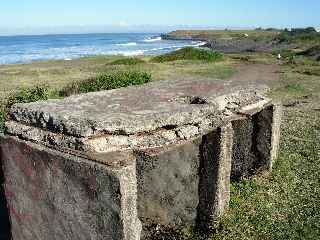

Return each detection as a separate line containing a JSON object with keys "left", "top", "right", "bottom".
{"left": 0, "top": 136, "right": 140, "bottom": 240}
{"left": 135, "top": 124, "right": 234, "bottom": 237}
{"left": 231, "top": 105, "right": 280, "bottom": 179}
{"left": 0, "top": 105, "right": 281, "bottom": 240}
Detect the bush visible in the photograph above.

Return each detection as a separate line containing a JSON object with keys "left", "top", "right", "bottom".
{"left": 5, "top": 86, "right": 50, "bottom": 110}
{"left": 151, "top": 47, "right": 222, "bottom": 63}
{"left": 278, "top": 27, "right": 320, "bottom": 43}
{"left": 60, "top": 70, "right": 152, "bottom": 96}
{"left": 0, "top": 86, "right": 50, "bottom": 132}
{"left": 109, "top": 58, "right": 145, "bottom": 66}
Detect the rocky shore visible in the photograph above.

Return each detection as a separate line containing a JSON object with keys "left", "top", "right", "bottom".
{"left": 162, "top": 30, "right": 290, "bottom": 54}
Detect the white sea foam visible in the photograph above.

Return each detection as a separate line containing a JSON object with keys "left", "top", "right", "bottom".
{"left": 143, "top": 36, "right": 162, "bottom": 42}
{"left": 116, "top": 42, "right": 137, "bottom": 46}
{"left": 0, "top": 33, "right": 208, "bottom": 64}
{"left": 193, "top": 41, "right": 207, "bottom": 47}
{"left": 106, "top": 50, "right": 146, "bottom": 56}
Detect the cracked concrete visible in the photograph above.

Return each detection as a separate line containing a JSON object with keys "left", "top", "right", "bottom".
{"left": 0, "top": 79, "right": 281, "bottom": 240}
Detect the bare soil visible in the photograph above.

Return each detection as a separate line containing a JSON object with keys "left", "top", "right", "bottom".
{"left": 227, "top": 63, "right": 281, "bottom": 86}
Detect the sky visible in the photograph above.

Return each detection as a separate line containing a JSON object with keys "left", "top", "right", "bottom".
{"left": 0, "top": 0, "right": 319, "bottom": 35}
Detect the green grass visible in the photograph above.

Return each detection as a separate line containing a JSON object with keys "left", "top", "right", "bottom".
{"left": 0, "top": 85, "right": 51, "bottom": 132}
{"left": 59, "top": 70, "right": 151, "bottom": 96}
{"left": 151, "top": 47, "right": 222, "bottom": 63}
{"left": 208, "top": 108, "right": 320, "bottom": 240}
{"left": 108, "top": 57, "right": 145, "bottom": 66}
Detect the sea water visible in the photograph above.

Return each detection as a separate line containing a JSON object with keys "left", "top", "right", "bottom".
{"left": 0, "top": 33, "right": 205, "bottom": 65}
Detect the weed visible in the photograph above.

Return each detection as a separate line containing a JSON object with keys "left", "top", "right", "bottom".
{"left": 151, "top": 47, "right": 222, "bottom": 63}
{"left": 59, "top": 70, "right": 151, "bottom": 96}
{"left": 109, "top": 58, "right": 145, "bottom": 66}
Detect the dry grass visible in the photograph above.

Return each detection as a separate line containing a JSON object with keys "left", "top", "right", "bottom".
{"left": 0, "top": 55, "right": 235, "bottom": 98}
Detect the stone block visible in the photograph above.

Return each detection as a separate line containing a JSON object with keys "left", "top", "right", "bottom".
{"left": 0, "top": 136, "right": 141, "bottom": 240}
{"left": 0, "top": 79, "right": 281, "bottom": 239}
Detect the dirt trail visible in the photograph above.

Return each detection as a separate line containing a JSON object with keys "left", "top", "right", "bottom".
{"left": 227, "top": 63, "right": 281, "bottom": 87}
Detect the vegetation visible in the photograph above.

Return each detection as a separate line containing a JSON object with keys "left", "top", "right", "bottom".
{"left": 109, "top": 57, "right": 145, "bottom": 65}
{"left": 165, "top": 30, "right": 279, "bottom": 42}
{"left": 151, "top": 47, "right": 222, "bottom": 63}
{"left": 4, "top": 85, "right": 50, "bottom": 109}
{"left": 278, "top": 27, "right": 320, "bottom": 45}
{"left": 207, "top": 107, "right": 320, "bottom": 240}
{"left": 0, "top": 86, "right": 51, "bottom": 132}
{"left": 59, "top": 70, "right": 151, "bottom": 96}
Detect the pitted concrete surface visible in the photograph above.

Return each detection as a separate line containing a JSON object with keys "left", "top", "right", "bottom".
{"left": 1, "top": 79, "right": 282, "bottom": 240}
{"left": 9, "top": 79, "right": 268, "bottom": 138}
{"left": 7, "top": 79, "right": 271, "bottom": 154}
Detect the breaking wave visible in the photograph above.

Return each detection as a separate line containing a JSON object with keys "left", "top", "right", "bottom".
{"left": 116, "top": 42, "right": 137, "bottom": 46}
{"left": 0, "top": 33, "right": 208, "bottom": 64}
{"left": 143, "top": 36, "right": 162, "bottom": 42}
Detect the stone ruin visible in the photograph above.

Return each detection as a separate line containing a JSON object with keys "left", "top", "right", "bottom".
{"left": 0, "top": 79, "right": 281, "bottom": 240}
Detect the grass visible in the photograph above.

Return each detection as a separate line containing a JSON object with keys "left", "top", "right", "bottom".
{"left": 0, "top": 49, "right": 233, "bottom": 97}
{"left": 151, "top": 47, "right": 222, "bottom": 63}
{"left": 108, "top": 57, "right": 145, "bottom": 66}
{"left": 208, "top": 108, "right": 320, "bottom": 240}
{"left": 59, "top": 70, "right": 151, "bottom": 96}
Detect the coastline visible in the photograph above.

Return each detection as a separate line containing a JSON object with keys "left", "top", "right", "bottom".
{"left": 161, "top": 29, "right": 291, "bottom": 53}
{"left": 0, "top": 33, "right": 205, "bottom": 65}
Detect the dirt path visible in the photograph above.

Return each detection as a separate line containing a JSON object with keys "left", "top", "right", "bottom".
{"left": 227, "top": 63, "right": 281, "bottom": 87}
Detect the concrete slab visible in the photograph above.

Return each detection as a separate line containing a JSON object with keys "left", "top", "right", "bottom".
{"left": 0, "top": 79, "right": 281, "bottom": 239}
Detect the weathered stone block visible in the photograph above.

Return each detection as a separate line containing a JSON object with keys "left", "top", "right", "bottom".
{"left": 197, "top": 123, "right": 233, "bottom": 230}
{"left": 0, "top": 79, "right": 281, "bottom": 239}
{"left": 231, "top": 104, "right": 282, "bottom": 179}
{"left": 0, "top": 136, "right": 141, "bottom": 240}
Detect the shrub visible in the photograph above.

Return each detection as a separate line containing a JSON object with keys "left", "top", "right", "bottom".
{"left": 109, "top": 58, "right": 145, "bottom": 66}
{"left": 60, "top": 70, "right": 152, "bottom": 96}
{"left": 5, "top": 86, "right": 50, "bottom": 110}
{"left": 151, "top": 47, "right": 222, "bottom": 63}
{"left": 277, "top": 27, "right": 320, "bottom": 43}
{"left": 284, "top": 83, "right": 305, "bottom": 93}
{"left": 0, "top": 86, "right": 50, "bottom": 132}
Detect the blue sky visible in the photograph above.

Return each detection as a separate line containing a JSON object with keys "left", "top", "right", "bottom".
{"left": 0, "top": 0, "right": 319, "bottom": 34}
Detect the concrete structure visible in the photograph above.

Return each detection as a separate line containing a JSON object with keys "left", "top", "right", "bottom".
{"left": 0, "top": 79, "right": 282, "bottom": 239}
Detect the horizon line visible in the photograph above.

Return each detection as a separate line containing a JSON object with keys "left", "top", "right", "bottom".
{"left": 0, "top": 24, "right": 319, "bottom": 37}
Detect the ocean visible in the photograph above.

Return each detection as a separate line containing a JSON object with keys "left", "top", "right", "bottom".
{"left": 0, "top": 33, "right": 205, "bottom": 65}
